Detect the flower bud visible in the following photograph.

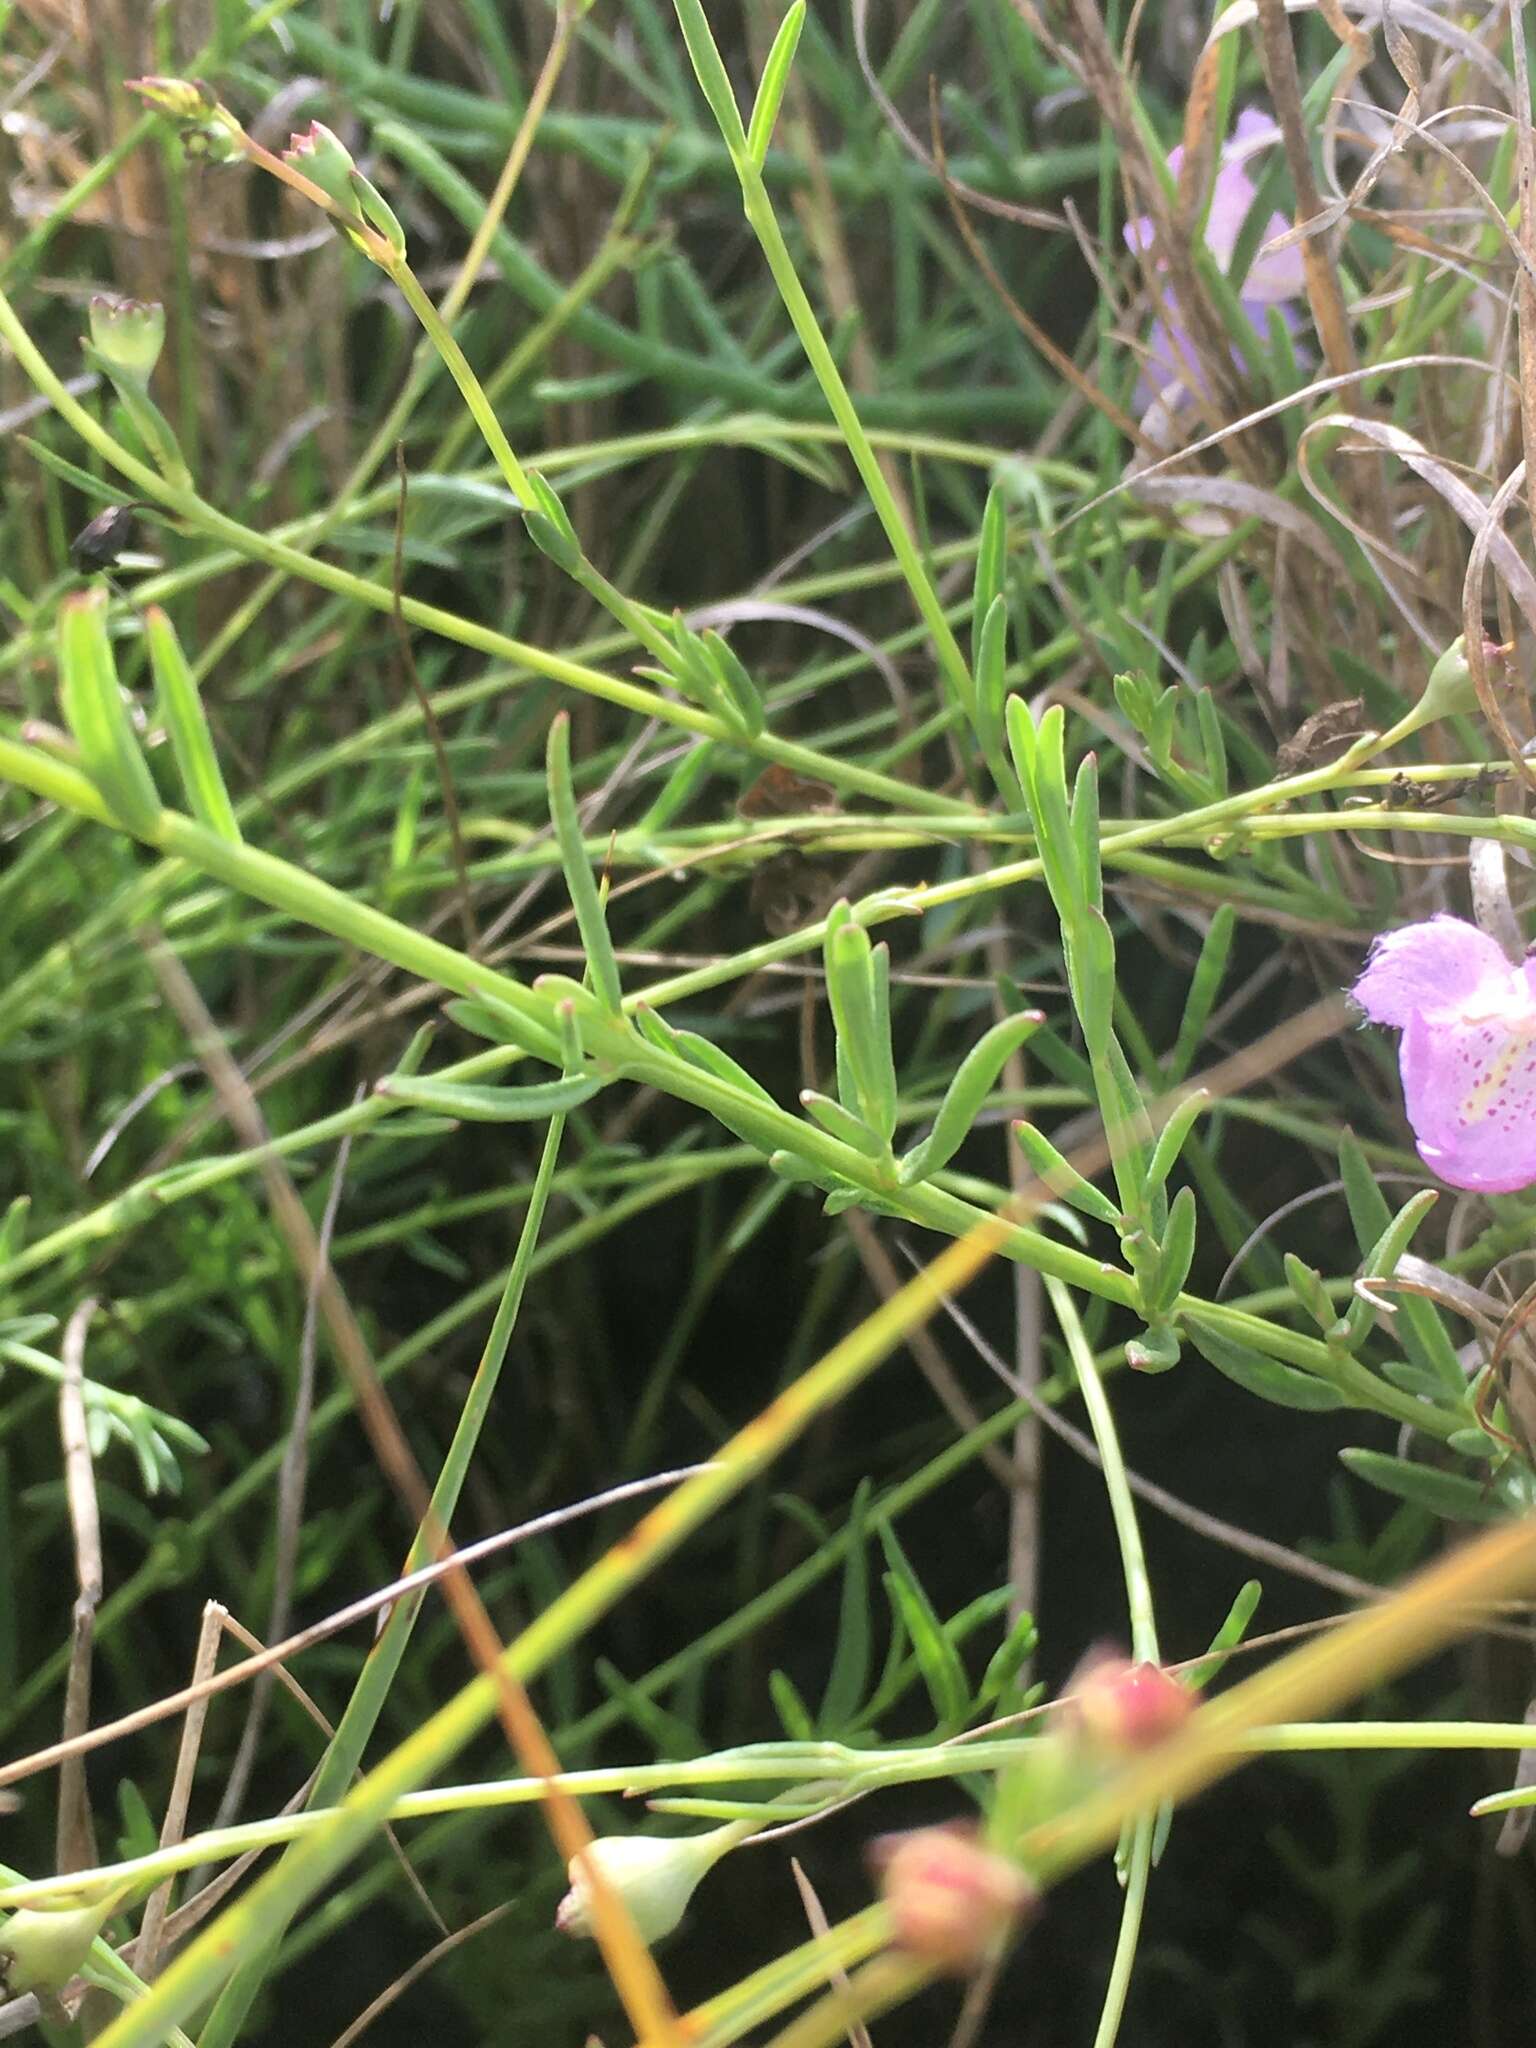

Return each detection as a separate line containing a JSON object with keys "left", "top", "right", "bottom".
{"left": 284, "top": 123, "right": 407, "bottom": 260}
{"left": 1126, "top": 1323, "right": 1181, "bottom": 1373}
{"left": 284, "top": 122, "right": 359, "bottom": 210}
{"left": 126, "top": 77, "right": 244, "bottom": 163}
{"left": 554, "top": 1830, "right": 724, "bottom": 1944}
{"left": 1421, "top": 632, "right": 1510, "bottom": 725}
{"left": 1421, "top": 635, "right": 1478, "bottom": 722}
{"left": 1062, "top": 1649, "right": 1194, "bottom": 1755}
{"left": 88, "top": 296, "right": 165, "bottom": 387}
{"left": 126, "top": 74, "right": 215, "bottom": 121}
{"left": 875, "top": 1825, "right": 1034, "bottom": 1975}
{"left": 0, "top": 1894, "right": 121, "bottom": 1997}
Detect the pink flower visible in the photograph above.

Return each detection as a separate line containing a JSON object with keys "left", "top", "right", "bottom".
{"left": 1125, "top": 109, "right": 1307, "bottom": 415}
{"left": 1351, "top": 915, "right": 1536, "bottom": 1194}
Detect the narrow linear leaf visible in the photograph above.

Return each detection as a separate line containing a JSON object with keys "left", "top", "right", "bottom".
{"left": 819, "top": 1478, "right": 873, "bottom": 1730}
{"left": 978, "top": 1608, "right": 1039, "bottom": 1711}
{"left": 672, "top": 0, "right": 750, "bottom": 156}
{"left": 1069, "top": 753, "right": 1103, "bottom": 915}
{"left": 897, "top": 1010, "right": 1042, "bottom": 1185}
{"left": 1144, "top": 1183, "right": 1197, "bottom": 1319}
{"left": 1011, "top": 1120, "right": 1122, "bottom": 1225}
{"left": 375, "top": 1073, "right": 603, "bottom": 1121}
{"left": 58, "top": 588, "right": 162, "bottom": 837}
{"left": 669, "top": 1026, "right": 778, "bottom": 1106}
{"left": 1182, "top": 1580, "right": 1262, "bottom": 1692}
{"left": 144, "top": 607, "right": 240, "bottom": 842}
{"left": 746, "top": 1, "right": 806, "bottom": 169}
{"left": 878, "top": 1527, "right": 968, "bottom": 1732}
{"left": 1167, "top": 906, "right": 1235, "bottom": 1085}
{"left": 1340, "top": 1127, "right": 1463, "bottom": 1393}
{"left": 1145, "top": 1091, "right": 1209, "bottom": 1200}
{"left": 825, "top": 913, "right": 897, "bottom": 1142}
{"left": 1339, "top": 1447, "right": 1504, "bottom": 1525}
{"left": 545, "top": 712, "right": 623, "bottom": 1014}
{"left": 801, "top": 1090, "right": 887, "bottom": 1158}
{"left": 1284, "top": 1251, "right": 1336, "bottom": 1335}
{"left": 1341, "top": 1188, "right": 1440, "bottom": 1350}
{"left": 768, "top": 1667, "right": 816, "bottom": 1741}
{"left": 1188, "top": 1323, "right": 1347, "bottom": 1411}
{"left": 972, "top": 483, "right": 1009, "bottom": 659}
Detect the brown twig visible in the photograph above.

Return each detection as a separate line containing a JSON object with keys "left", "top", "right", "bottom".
{"left": 325, "top": 1902, "right": 513, "bottom": 2048}
{"left": 1507, "top": 0, "right": 1536, "bottom": 551}
{"left": 788, "top": 1859, "right": 873, "bottom": 2048}
{"left": 134, "top": 1601, "right": 225, "bottom": 1980}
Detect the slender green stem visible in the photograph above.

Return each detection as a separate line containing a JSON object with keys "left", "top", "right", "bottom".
{"left": 1047, "top": 1284, "right": 1156, "bottom": 1657}
{"left": 1047, "top": 1280, "right": 1157, "bottom": 2048}
{"left": 739, "top": 175, "right": 977, "bottom": 718}
{"left": 387, "top": 260, "right": 535, "bottom": 504}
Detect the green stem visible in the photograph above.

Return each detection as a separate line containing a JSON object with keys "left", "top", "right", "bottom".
{"left": 387, "top": 260, "right": 535, "bottom": 504}
{"left": 0, "top": 736, "right": 1462, "bottom": 1441}
{"left": 2, "top": 1718, "right": 1529, "bottom": 1915}
{"left": 1047, "top": 1280, "right": 1157, "bottom": 2048}
{"left": 739, "top": 174, "right": 977, "bottom": 718}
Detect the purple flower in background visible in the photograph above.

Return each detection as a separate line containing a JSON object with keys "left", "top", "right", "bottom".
{"left": 1351, "top": 915, "right": 1536, "bottom": 1195}
{"left": 1125, "top": 108, "right": 1306, "bottom": 415}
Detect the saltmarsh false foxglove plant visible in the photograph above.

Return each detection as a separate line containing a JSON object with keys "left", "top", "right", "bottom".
{"left": 1351, "top": 915, "right": 1536, "bottom": 1194}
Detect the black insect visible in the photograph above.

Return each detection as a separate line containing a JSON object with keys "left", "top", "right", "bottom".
{"left": 69, "top": 502, "right": 141, "bottom": 573}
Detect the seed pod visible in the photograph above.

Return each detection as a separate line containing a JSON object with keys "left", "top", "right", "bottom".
{"left": 555, "top": 1829, "right": 731, "bottom": 1943}
{"left": 69, "top": 504, "right": 140, "bottom": 574}
{"left": 0, "top": 1891, "right": 125, "bottom": 1998}
{"left": 87, "top": 296, "right": 165, "bottom": 387}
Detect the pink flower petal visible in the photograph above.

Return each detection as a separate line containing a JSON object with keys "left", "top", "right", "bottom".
{"left": 1201, "top": 160, "right": 1261, "bottom": 273}
{"left": 1229, "top": 109, "right": 1283, "bottom": 158}
{"left": 1399, "top": 1008, "right": 1536, "bottom": 1194}
{"left": 1351, "top": 915, "right": 1512, "bottom": 1029}
{"left": 1242, "top": 219, "right": 1306, "bottom": 304}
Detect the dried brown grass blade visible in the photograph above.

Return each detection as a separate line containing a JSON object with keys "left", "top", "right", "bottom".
{"left": 134, "top": 1603, "right": 225, "bottom": 1980}
{"left": 325, "top": 1902, "right": 512, "bottom": 2048}
{"left": 1128, "top": 469, "right": 1349, "bottom": 570}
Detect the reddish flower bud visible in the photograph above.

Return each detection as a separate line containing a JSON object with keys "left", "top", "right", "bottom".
{"left": 874, "top": 1825, "right": 1034, "bottom": 1975}
{"left": 283, "top": 122, "right": 406, "bottom": 260}
{"left": 1062, "top": 1649, "right": 1195, "bottom": 1755}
